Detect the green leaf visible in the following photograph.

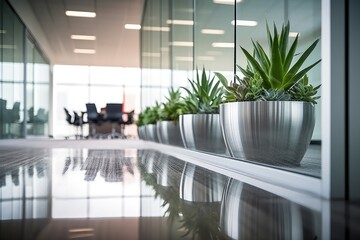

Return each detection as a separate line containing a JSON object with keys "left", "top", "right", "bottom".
{"left": 241, "top": 46, "right": 271, "bottom": 89}
{"left": 284, "top": 39, "right": 320, "bottom": 84}
{"left": 269, "top": 28, "right": 283, "bottom": 88}
{"left": 283, "top": 34, "right": 299, "bottom": 73}
{"left": 283, "top": 59, "right": 321, "bottom": 89}
{"left": 279, "top": 22, "right": 290, "bottom": 62}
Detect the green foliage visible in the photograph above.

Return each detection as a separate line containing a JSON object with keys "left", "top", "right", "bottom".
{"left": 141, "top": 102, "right": 162, "bottom": 125}
{"left": 136, "top": 112, "right": 144, "bottom": 127}
{"left": 182, "top": 67, "right": 224, "bottom": 114}
{"left": 215, "top": 22, "right": 321, "bottom": 104}
{"left": 289, "top": 75, "right": 321, "bottom": 104}
{"left": 160, "top": 87, "right": 187, "bottom": 121}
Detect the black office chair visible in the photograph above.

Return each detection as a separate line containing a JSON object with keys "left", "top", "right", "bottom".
{"left": 123, "top": 110, "right": 135, "bottom": 138}
{"left": 86, "top": 103, "right": 102, "bottom": 138}
{"left": 105, "top": 103, "right": 125, "bottom": 139}
{"left": 64, "top": 108, "right": 82, "bottom": 139}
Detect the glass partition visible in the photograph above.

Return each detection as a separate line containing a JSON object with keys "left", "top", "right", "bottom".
{"left": 0, "top": 0, "right": 50, "bottom": 139}
{"left": 140, "top": 0, "right": 322, "bottom": 179}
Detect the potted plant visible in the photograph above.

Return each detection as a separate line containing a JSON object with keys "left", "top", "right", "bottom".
{"left": 136, "top": 111, "right": 146, "bottom": 140}
{"left": 215, "top": 22, "right": 321, "bottom": 166}
{"left": 180, "top": 67, "right": 228, "bottom": 154}
{"left": 156, "top": 87, "right": 186, "bottom": 147}
{"left": 142, "top": 103, "right": 161, "bottom": 142}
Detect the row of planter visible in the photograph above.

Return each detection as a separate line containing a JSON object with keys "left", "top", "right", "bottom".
{"left": 138, "top": 101, "right": 314, "bottom": 166}
{"left": 137, "top": 22, "right": 320, "bottom": 166}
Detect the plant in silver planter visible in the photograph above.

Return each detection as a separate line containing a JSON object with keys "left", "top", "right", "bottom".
{"left": 180, "top": 68, "right": 228, "bottom": 154}
{"left": 136, "top": 111, "right": 146, "bottom": 140}
{"left": 215, "top": 22, "right": 321, "bottom": 166}
{"left": 157, "top": 87, "right": 186, "bottom": 147}
{"left": 139, "top": 103, "right": 161, "bottom": 142}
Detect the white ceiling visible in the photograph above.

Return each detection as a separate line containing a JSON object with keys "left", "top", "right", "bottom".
{"left": 27, "top": 0, "right": 143, "bottom": 67}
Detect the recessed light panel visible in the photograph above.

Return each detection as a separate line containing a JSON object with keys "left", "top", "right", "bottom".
{"left": 74, "top": 49, "right": 96, "bottom": 54}
{"left": 201, "top": 29, "right": 225, "bottom": 35}
{"left": 213, "top": 0, "right": 242, "bottom": 5}
{"left": 142, "top": 26, "right": 170, "bottom": 32}
{"left": 65, "top": 11, "right": 96, "bottom": 18}
{"left": 166, "top": 20, "right": 194, "bottom": 25}
{"left": 125, "top": 24, "right": 141, "bottom": 30}
{"left": 231, "top": 20, "right": 258, "bottom": 26}
{"left": 212, "top": 42, "right": 234, "bottom": 48}
{"left": 71, "top": 35, "right": 96, "bottom": 40}
{"left": 171, "top": 41, "right": 194, "bottom": 47}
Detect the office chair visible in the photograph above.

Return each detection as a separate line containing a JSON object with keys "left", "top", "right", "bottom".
{"left": 64, "top": 108, "right": 82, "bottom": 139}
{"left": 123, "top": 110, "right": 135, "bottom": 138}
{"left": 105, "top": 103, "right": 125, "bottom": 139}
{"left": 86, "top": 103, "right": 102, "bottom": 138}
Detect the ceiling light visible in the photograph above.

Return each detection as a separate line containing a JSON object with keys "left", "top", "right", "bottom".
{"left": 65, "top": 11, "right": 96, "bottom": 18}
{"left": 212, "top": 42, "right": 234, "bottom": 48}
{"left": 0, "top": 44, "right": 16, "bottom": 49}
{"left": 142, "top": 26, "right": 170, "bottom": 32}
{"left": 201, "top": 29, "right": 225, "bottom": 35}
{"left": 74, "top": 48, "right": 96, "bottom": 54}
{"left": 175, "top": 56, "right": 193, "bottom": 62}
{"left": 0, "top": 30, "right": 6, "bottom": 34}
{"left": 171, "top": 41, "right": 193, "bottom": 47}
{"left": 142, "top": 52, "right": 161, "bottom": 57}
{"left": 213, "top": 0, "right": 242, "bottom": 5}
{"left": 231, "top": 20, "right": 258, "bottom": 26}
{"left": 125, "top": 24, "right": 141, "bottom": 30}
{"left": 289, "top": 32, "right": 300, "bottom": 37}
{"left": 197, "top": 56, "right": 215, "bottom": 61}
{"left": 166, "top": 20, "right": 194, "bottom": 25}
{"left": 71, "top": 35, "right": 96, "bottom": 40}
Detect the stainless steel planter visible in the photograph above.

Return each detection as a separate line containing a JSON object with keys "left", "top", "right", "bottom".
{"left": 220, "top": 101, "right": 315, "bottom": 165}
{"left": 144, "top": 124, "right": 159, "bottom": 142}
{"left": 137, "top": 126, "right": 146, "bottom": 140}
{"left": 179, "top": 162, "right": 228, "bottom": 203}
{"left": 179, "top": 114, "right": 228, "bottom": 155}
{"left": 156, "top": 120, "right": 184, "bottom": 147}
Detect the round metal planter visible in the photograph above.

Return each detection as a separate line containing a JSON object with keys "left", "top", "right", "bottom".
{"left": 179, "top": 162, "right": 228, "bottom": 203}
{"left": 156, "top": 120, "right": 184, "bottom": 147}
{"left": 137, "top": 126, "right": 146, "bottom": 140}
{"left": 220, "top": 101, "right": 315, "bottom": 166}
{"left": 144, "top": 124, "right": 159, "bottom": 142}
{"left": 179, "top": 114, "right": 228, "bottom": 155}
{"left": 220, "top": 179, "right": 319, "bottom": 239}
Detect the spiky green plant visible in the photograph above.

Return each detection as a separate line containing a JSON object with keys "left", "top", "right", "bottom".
{"left": 160, "top": 87, "right": 187, "bottom": 121}
{"left": 142, "top": 102, "right": 162, "bottom": 125}
{"left": 182, "top": 67, "right": 223, "bottom": 114}
{"left": 215, "top": 21, "right": 321, "bottom": 104}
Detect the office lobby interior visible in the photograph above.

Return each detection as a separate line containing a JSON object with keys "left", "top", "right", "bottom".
{"left": 1, "top": 0, "right": 360, "bottom": 239}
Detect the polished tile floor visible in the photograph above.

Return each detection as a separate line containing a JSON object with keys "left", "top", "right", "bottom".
{"left": 0, "top": 140, "right": 359, "bottom": 240}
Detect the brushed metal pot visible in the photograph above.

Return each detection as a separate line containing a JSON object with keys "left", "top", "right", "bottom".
{"left": 156, "top": 120, "right": 184, "bottom": 147}
{"left": 220, "top": 101, "right": 315, "bottom": 165}
{"left": 137, "top": 126, "right": 146, "bottom": 140}
{"left": 179, "top": 114, "right": 228, "bottom": 155}
{"left": 220, "top": 179, "right": 320, "bottom": 239}
{"left": 144, "top": 124, "right": 159, "bottom": 142}
{"left": 179, "top": 162, "right": 228, "bottom": 203}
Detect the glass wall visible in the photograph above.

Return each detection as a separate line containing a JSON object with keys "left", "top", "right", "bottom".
{"left": 141, "top": 0, "right": 322, "bottom": 178}
{"left": 53, "top": 65, "right": 141, "bottom": 138}
{"left": 0, "top": 0, "right": 50, "bottom": 139}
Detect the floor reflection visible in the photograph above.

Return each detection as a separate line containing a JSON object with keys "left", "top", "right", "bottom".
{"left": 0, "top": 147, "right": 359, "bottom": 239}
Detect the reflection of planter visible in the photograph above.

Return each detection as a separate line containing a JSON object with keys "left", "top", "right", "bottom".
{"left": 156, "top": 120, "right": 184, "bottom": 147}
{"left": 179, "top": 114, "right": 228, "bottom": 155}
{"left": 180, "top": 162, "right": 228, "bottom": 203}
{"left": 156, "top": 154, "right": 185, "bottom": 188}
{"left": 220, "top": 179, "right": 319, "bottom": 239}
{"left": 220, "top": 101, "right": 315, "bottom": 166}
{"left": 144, "top": 124, "right": 159, "bottom": 142}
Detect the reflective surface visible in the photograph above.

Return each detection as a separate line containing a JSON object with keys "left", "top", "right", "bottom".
{"left": 220, "top": 102, "right": 315, "bottom": 166}
{"left": 156, "top": 121, "right": 184, "bottom": 147}
{"left": 0, "top": 143, "right": 359, "bottom": 239}
{"left": 180, "top": 114, "right": 228, "bottom": 155}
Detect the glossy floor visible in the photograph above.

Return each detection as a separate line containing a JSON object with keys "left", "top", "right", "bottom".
{"left": 0, "top": 140, "right": 359, "bottom": 240}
